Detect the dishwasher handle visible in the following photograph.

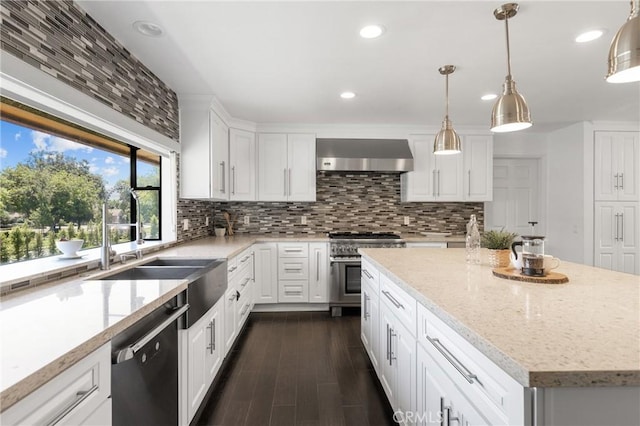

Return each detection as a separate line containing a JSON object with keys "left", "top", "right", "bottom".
{"left": 114, "top": 304, "right": 190, "bottom": 364}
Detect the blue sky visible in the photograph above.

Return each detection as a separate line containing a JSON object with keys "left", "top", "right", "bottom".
{"left": 1, "top": 120, "right": 136, "bottom": 188}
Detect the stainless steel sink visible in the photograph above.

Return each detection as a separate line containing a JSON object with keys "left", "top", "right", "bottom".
{"left": 97, "top": 266, "right": 203, "bottom": 281}
{"left": 141, "top": 258, "right": 220, "bottom": 268}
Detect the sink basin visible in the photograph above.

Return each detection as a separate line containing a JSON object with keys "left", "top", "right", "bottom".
{"left": 141, "top": 258, "right": 219, "bottom": 268}
{"left": 97, "top": 266, "right": 203, "bottom": 281}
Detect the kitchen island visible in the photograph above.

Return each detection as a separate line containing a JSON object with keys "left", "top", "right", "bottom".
{"left": 360, "top": 247, "right": 640, "bottom": 425}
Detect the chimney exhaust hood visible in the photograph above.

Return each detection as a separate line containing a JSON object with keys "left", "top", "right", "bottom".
{"left": 316, "top": 138, "right": 414, "bottom": 172}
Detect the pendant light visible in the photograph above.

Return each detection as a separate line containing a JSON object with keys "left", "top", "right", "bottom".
{"left": 490, "top": 3, "right": 532, "bottom": 133}
{"left": 606, "top": 0, "right": 640, "bottom": 83}
{"left": 433, "top": 65, "right": 461, "bottom": 155}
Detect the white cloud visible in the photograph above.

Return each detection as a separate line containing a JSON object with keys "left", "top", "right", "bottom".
{"left": 105, "top": 156, "right": 115, "bottom": 164}
{"left": 14, "top": 132, "right": 21, "bottom": 141}
{"left": 88, "top": 164, "right": 99, "bottom": 173}
{"left": 122, "top": 157, "right": 130, "bottom": 164}
{"left": 103, "top": 166, "right": 119, "bottom": 176}
{"left": 0, "top": 148, "right": 7, "bottom": 159}
{"left": 30, "top": 131, "right": 93, "bottom": 153}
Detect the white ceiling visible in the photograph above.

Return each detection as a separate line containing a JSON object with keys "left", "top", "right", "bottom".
{"left": 76, "top": 1, "right": 639, "bottom": 130}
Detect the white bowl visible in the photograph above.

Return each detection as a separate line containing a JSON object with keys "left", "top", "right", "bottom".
{"left": 56, "top": 239, "right": 84, "bottom": 257}
{"left": 214, "top": 228, "right": 226, "bottom": 237}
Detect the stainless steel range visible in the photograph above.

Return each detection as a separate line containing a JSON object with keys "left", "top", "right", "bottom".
{"left": 329, "top": 232, "right": 405, "bottom": 316}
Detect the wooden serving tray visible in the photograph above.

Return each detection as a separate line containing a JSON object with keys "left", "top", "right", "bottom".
{"left": 492, "top": 267, "right": 569, "bottom": 284}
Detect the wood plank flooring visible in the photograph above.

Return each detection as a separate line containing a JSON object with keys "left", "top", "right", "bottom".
{"left": 195, "top": 311, "right": 396, "bottom": 426}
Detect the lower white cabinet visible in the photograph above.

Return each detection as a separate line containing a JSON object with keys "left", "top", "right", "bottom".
{"left": 1, "top": 344, "right": 111, "bottom": 426}
{"left": 183, "top": 298, "right": 223, "bottom": 424}
{"left": 309, "top": 242, "right": 329, "bottom": 303}
{"left": 594, "top": 202, "right": 639, "bottom": 274}
{"left": 253, "top": 243, "right": 278, "bottom": 304}
{"left": 361, "top": 259, "right": 380, "bottom": 373}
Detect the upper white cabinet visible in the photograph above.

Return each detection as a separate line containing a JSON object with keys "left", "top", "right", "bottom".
{"left": 594, "top": 131, "right": 639, "bottom": 201}
{"left": 229, "top": 128, "right": 256, "bottom": 201}
{"left": 463, "top": 135, "right": 493, "bottom": 201}
{"left": 180, "top": 102, "right": 229, "bottom": 199}
{"left": 401, "top": 134, "right": 492, "bottom": 202}
{"left": 258, "top": 133, "right": 316, "bottom": 202}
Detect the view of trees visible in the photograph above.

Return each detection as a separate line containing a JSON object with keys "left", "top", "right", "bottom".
{"left": 0, "top": 151, "right": 159, "bottom": 264}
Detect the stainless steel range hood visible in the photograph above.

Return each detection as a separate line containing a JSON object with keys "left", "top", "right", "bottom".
{"left": 316, "top": 138, "right": 414, "bottom": 172}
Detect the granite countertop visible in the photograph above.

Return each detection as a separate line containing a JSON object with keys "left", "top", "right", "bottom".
{"left": 360, "top": 247, "right": 640, "bottom": 388}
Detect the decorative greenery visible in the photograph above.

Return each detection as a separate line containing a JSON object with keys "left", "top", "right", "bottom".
{"left": 481, "top": 228, "right": 518, "bottom": 250}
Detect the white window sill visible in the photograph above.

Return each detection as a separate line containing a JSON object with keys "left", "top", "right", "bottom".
{"left": 0, "top": 240, "right": 174, "bottom": 292}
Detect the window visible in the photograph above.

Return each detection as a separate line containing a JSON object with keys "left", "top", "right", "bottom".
{"left": 0, "top": 100, "right": 161, "bottom": 265}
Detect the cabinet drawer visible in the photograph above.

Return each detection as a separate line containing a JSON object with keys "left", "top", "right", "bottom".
{"left": 1, "top": 344, "right": 111, "bottom": 426}
{"left": 236, "top": 266, "right": 252, "bottom": 298}
{"left": 380, "top": 274, "right": 416, "bottom": 337}
{"left": 361, "top": 258, "right": 379, "bottom": 292}
{"left": 417, "top": 303, "right": 522, "bottom": 424}
{"left": 278, "top": 243, "right": 309, "bottom": 258}
{"left": 227, "top": 256, "right": 239, "bottom": 282}
{"left": 236, "top": 289, "right": 252, "bottom": 330}
{"left": 236, "top": 248, "right": 253, "bottom": 276}
{"left": 279, "top": 258, "right": 309, "bottom": 280}
{"left": 278, "top": 280, "right": 309, "bottom": 303}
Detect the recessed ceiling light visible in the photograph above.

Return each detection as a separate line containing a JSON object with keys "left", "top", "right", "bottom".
{"left": 575, "top": 29, "right": 604, "bottom": 43}
{"left": 133, "top": 21, "right": 164, "bottom": 37}
{"left": 481, "top": 93, "right": 498, "bottom": 101}
{"left": 340, "top": 92, "right": 356, "bottom": 99}
{"left": 360, "top": 25, "right": 385, "bottom": 39}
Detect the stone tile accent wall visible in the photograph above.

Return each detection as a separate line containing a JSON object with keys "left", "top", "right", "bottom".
{"left": 212, "top": 171, "right": 483, "bottom": 235}
{"left": 0, "top": 0, "right": 179, "bottom": 141}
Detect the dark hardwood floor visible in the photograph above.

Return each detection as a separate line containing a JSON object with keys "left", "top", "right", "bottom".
{"left": 195, "top": 310, "right": 396, "bottom": 426}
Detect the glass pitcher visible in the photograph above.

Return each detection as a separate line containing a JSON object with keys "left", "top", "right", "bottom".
{"left": 511, "top": 236, "right": 545, "bottom": 276}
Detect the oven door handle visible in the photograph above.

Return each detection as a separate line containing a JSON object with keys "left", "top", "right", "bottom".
{"left": 329, "top": 257, "right": 361, "bottom": 264}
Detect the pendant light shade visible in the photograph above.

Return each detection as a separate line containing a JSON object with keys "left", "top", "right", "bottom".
{"left": 490, "top": 3, "right": 532, "bottom": 133}
{"left": 434, "top": 65, "right": 461, "bottom": 155}
{"left": 606, "top": 0, "right": 640, "bottom": 83}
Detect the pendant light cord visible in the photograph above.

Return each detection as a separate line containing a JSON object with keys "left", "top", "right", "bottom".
{"left": 444, "top": 73, "right": 449, "bottom": 119}
{"left": 504, "top": 16, "right": 512, "bottom": 78}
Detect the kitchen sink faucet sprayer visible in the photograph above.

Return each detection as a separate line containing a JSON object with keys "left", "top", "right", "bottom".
{"left": 101, "top": 185, "right": 144, "bottom": 270}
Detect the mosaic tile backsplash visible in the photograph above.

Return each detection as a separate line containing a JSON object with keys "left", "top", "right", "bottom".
{"left": 0, "top": 0, "right": 179, "bottom": 141}
{"left": 211, "top": 171, "right": 484, "bottom": 236}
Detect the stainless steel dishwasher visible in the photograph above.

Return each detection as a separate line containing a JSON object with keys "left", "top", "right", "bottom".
{"left": 111, "top": 296, "right": 189, "bottom": 426}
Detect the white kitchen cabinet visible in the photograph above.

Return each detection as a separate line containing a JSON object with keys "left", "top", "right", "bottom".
{"left": 361, "top": 260, "right": 380, "bottom": 373}
{"left": 223, "top": 286, "right": 238, "bottom": 354}
{"left": 180, "top": 102, "right": 229, "bottom": 199}
{"left": 257, "top": 133, "right": 316, "bottom": 201}
{"left": 594, "top": 202, "right": 639, "bottom": 274}
{"left": 463, "top": 135, "right": 493, "bottom": 201}
{"left": 402, "top": 134, "right": 491, "bottom": 202}
{"left": 0, "top": 343, "right": 111, "bottom": 426}
{"left": 184, "top": 298, "right": 223, "bottom": 424}
{"left": 594, "top": 131, "right": 639, "bottom": 201}
{"left": 253, "top": 243, "right": 278, "bottom": 304}
{"left": 309, "top": 242, "right": 329, "bottom": 303}
{"left": 229, "top": 128, "right": 256, "bottom": 201}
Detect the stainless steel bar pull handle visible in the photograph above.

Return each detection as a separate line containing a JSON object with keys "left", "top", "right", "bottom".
{"left": 620, "top": 213, "right": 624, "bottom": 242}
{"left": 382, "top": 290, "right": 405, "bottom": 310}
{"left": 615, "top": 213, "right": 620, "bottom": 241}
{"left": 207, "top": 320, "right": 214, "bottom": 354}
{"left": 467, "top": 170, "right": 471, "bottom": 197}
{"left": 620, "top": 172, "right": 624, "bottom": 190}
{"left": 220, "top": 161, "right": 226, "bottom": 193}
{"left": 363, "top": 294, "right": 370, "bottom": 319}
{"left": 316, "top": 250, "right": 320, "bottom": 281}
{"left": 427, "top": 335, "right": 478, "bottom": 384}
{"left": 362, "top": 269, "right": 373, "bottom": 280}
{"left": 231, "top": 166, "right": 236, "bottom": 195}
{"left": 284, "top": 169, "right": 288, "bottom": 196}
{"left": 437, "top": 170, "right": 441, "bottom": 196}
{"left": 289, "top": 168, "right": 292, "bottom": 196}
{"left": 614, "top": 173, "right": 619, "bottom": 189}
{"left": 46, "top": 385, "right": 100, "bottom": 426}
{"left": 386, "top": 324, "right": 390, "bottom": 361}
{"left": 389, "top": 328, "right": 396, "bottom": 366}
{"left": 433, "top": 170, "right": 437, "bottom": 197}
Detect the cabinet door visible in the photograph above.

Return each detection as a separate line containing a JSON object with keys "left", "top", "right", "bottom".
{"left": 211, "top": 112, "right": 230, "bottom": 200}
{"left": 205, "top": 301, "right": 223, "bottom": 383}
{"left": 361, "top": 279, "right": 380, "bottom": 373}
{"left": 401, "top": 136, "right": 436, "bottom": 202}
{"left": 229, "top": 128, "right": 256, "bottom": 201}
{"left": 395, "top": 320, "right": 416, "bottom": 417}
{"left": 379, "top": 302, "right": 397, "bottom": 407}
{"left": 618, "top": 133, "right": 639, "bottom": 201}
{"left": 224, "top": 287, "right": 237, "bottom": 354}
{"left": 253, "top": 243, "right": 278, "bottom": 304}
{"left": 434, "top": 152, "right": 463, "bottom": 201}
{"left": 594, "top": 203, "right": 617, "bottom": 271}
{"left": 287, "top": 134, "right": 316, "bottom": 201}
{"left": 187, "top": 317, "right": 208, "bottom": 422}
{"left": 463, "top": 135, "right": 493, "bottom": 201}
{"left": 180, "top": 106, "right": 212, "bottom": 199}
{"left": 595, "top": 132, "right": 640, "bottom": 201}
{"left": 258, "top": 133, "right": 288, "bottom": 201}
{"left": 619, "top": 203, "right": 639, "bottom": 274}
{"left": 416, "top": 343, "right": 445, "bottom": 426}
{"left": 309, "top": 243, "right": 329, "bottom": 303}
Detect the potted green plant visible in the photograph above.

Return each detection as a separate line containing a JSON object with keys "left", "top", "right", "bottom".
{"left": 481, "top": 228, "right": 518, "bottom": 268}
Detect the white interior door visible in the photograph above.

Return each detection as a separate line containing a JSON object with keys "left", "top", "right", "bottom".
{"left": 485, "top": 158, "right": 540, "bottom": 236}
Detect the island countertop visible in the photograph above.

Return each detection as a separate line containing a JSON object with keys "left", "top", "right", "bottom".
{"left": 359, "top": 247, "right": 640, "bottom": 388}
